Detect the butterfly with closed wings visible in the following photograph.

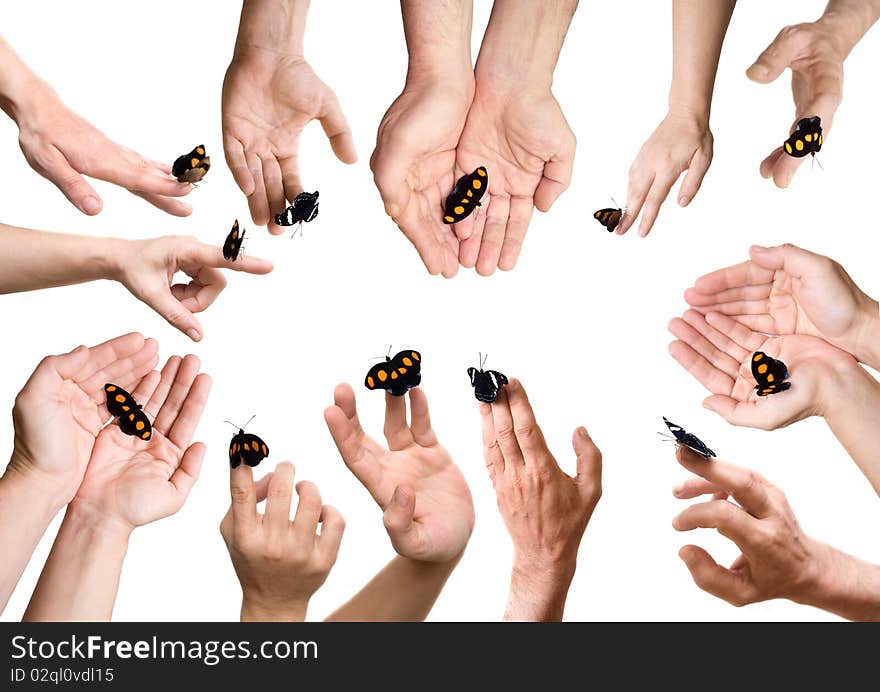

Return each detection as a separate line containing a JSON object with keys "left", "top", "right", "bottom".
{"left": 226, "top": 415, "right": 270, "bottom": 469}
{"left": 783, "top": 116, "right": 823, "bottom": 159}
{"left": 751, "top": 351, "right": 791, "bottom": 396}
{"left": 365, "top": 349, "right": 422, "bottom": 397}
{"left": 172, "top": 144, "right": 210, "bottom": 184}
{"left": 105, "top": 383, "right": 152, "bottom": 441}
{"left": 223, "top": 220, "right": 245, "bottom": 261}
{"left": 660, "top": 417, "right": 715, "bottom": 459}
{"left": 467, "top": 353, "right": 508, "bottom": 403}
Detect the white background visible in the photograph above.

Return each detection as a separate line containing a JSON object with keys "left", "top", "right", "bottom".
{"left": 1, "top": 1, "right": 878, "bottom": 622}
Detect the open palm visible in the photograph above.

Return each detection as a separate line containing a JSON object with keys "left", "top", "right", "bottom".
{"left": 325, "top": 384, "right": 474, "bottom": 562}
{"left": 73, "top": 355, "right": 210, "bottom": 528}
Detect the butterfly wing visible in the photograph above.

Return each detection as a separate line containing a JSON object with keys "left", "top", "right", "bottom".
{"left": 662, "top": 417, "right": 714, "bottom": 458}
{"left": 751, "top": 351, "right": 791, "bottom": 396}
{"left": 105, "top": 384, "right": 152, "bottom": 440}
{"left": 229, "top": 431, "right": 269, "bottom": 469}
{"left": 172, "top": 145, "right": 210, "bottom": 183}
{"left": 223, "top": 220, "right": 243, "bottom": 261}
{"left": 365, "top": 350, "right": 421, "bottom": 396}
{"left": 594, "top": 208, "right": 623, "bottom": 232}
{"left": 443, "top": 167, "right": 488, "bottom": 224}
{"left": 468, "top": 368, "right": 508, "bottom": 403}
{"left": 783, "top": 117, "right": 822, "bottom": 158}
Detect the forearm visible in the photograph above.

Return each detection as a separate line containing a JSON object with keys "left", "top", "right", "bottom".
{"left": 0, "top": 225, "right": 122, "bottom": 293}
{"left": 819, "top": 0, "right": 880, "bottom": 56}
{"left": 796, "top": 541, "right": 880, "bottom": 621}
{"left": 668, "top": 0, "right": 735, "bottom": 121}
{"left": 233, "top": 0, "right": 310, "bottom": 58}
{"left": 325, "top": 554, "right": 460, "bottom": 622}
{"left": 0, "top": 467, "right": 64, "bottom": 613}
{"left": 475, "top": 0, "right": 577, "bottom": 90}
{"left": 402, "top": 0, "right": 474, "bottom": 87}
{"left": 505, "top": 559, "right": 576, "bottom": 621}
{"left": 855, "top": 299, "right": 880, "bottom": 370}
{"left": 0, "top": 36, "right": 46, "bottom": 124}
{"left": 23, "top": 502, "right": 130, "bottom": 621}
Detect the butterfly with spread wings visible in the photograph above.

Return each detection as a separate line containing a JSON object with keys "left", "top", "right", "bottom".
{"left": 751, "top": 351, "right": 791, "bottom": 396}
{"left": 226, "top": 415, "right": 270, "bottom": 469}
{"left": 275, "top": 191, "right": 319, "bottom": 236}
{"left": 172, "top": 144, "right": 210, "bottom": 184}
{"left": 443, "top": 167, "right": 488, "bottom": 224}
{"left": 365, "top": 349, "right": 422, "bottom": 397}
{"left": 105, "top": 383, "right": 152, "bottom": 440}
{"left": 467, "top": 353, "right": 508, "bottom": 403}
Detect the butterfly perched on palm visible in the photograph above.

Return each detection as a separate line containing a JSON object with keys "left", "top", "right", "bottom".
{"left": 105, "top": 383, "right": 152, "bottom": 440}
{"left": 365, "top": 349, "right": 422, "bottom": 397}
{"left": 226, "top": 415, "right": 270, "bottom": 469}
{"left": 443, "top": 167, "right": 488, "bottom": 224}
{"left": 751, "top": 351, "right": 791, "bottom": 396}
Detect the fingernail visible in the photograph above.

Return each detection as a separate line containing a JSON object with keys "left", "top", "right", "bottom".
{"left": 752, "top": 244, "right": 769, "bottom": 252}
{"left": 672, "top": 483, "right": 684, "bottom": 496}
{"left": 749, "top": 64, "right": 769, "bottom": 78}
{"left": 186, "top": 328, "right": 202, "bottom": 342}
{"left": 678, "top": 196, "right": 689, "bottom": 207}
{"left": 81, "top": 196, "right": 101, "bottom": 214}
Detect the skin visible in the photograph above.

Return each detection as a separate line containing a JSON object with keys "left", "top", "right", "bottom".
{"left": 616, "top": 0, "right": 734, "bottom": 238}
{"left": 221, "top": 462, "right": 345, "bottom": 622}
{"left": 0, "top": 334, "right": 158, "bottom": 614}
{"left": 749, "top": 0, "right": 880, "bottom": 187}
{"left": 0, "top": 225, "right": 273, "bottom": 341}
{"left": 479, "top": 380, "right": 602, "bottom": 621}
{"left": 223, "top": 0, "right": 356, "bottom": 235}
{"left": 324, "top": 385, "right": 474, "bottom": 620}
{"left": 23, "top": 354, "right": 210, "bottom": 620}
{"left": 673, "top": 447, "right": 880, "bottom": 620}
{"left": 0, "top": 37, "right": 192, "bottom": 216}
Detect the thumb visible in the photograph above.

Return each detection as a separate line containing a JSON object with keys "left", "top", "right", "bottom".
{"left": 749, "top": 243, "right": 824, "bottom": 279}
{"left": 142, "top": 287, "right": 203, "bottom": 342}
{"left": 369, "top": 140, "right": 412, "bottom": 220}
{"left": 572, "top": 426, "right": 602, "bottom": 499}
{"left": 382, "top": 485, "right": 417, "bottom": 540}
{"left": 319, "top": 94, "right": 357, "bottom": 165}
{"left": 747, "top": 28, "right": 803, "bottom": 84}
{"left": 36, "top": 146, "right": 102, "bottom": 215}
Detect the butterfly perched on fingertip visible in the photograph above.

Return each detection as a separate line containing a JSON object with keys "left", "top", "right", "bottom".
{"left": 467, "top": 353, "right": 508, "bottom": 403}
{"left": 594, "top": 207, "right": 623, "bottom": 232}
{"left": 226, "top": 415, "right": 270, "bottom": 469}
{"left": 275, "top": 191, "right": 319, "bottom": 236}
{"left": 662, "top": 417, "right": 715, "bottom": 459}
{"left": 105, "top": 383, "right": 152, "bottom": 440}
{"left": 783, "top": 116, "right": 822, "bottom": 159}
{"left": 751, "top": 351, "right": 791, "bottom": 396}
{"left": 443, "top": 167, "right": 488, "bottom": 224}
{"left": 365, "top": 349, "right": 421, "bottom": 397}
{"left": 172, "top": 145, "right": 210, "bottom": 184}
{"left": 223, "top": 220, "right": 245, "bottom": 261}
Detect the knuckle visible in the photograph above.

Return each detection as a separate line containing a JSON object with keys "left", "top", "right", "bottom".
{"left": 229, "top": 485, "right": 252, "bottom": 506}
{"left": 495, "top": 425, "right": 516, "bottom": 443}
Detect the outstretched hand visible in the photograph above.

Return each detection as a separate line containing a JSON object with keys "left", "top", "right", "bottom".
{"left": 324, "top": 385, "right": 474, "bottom": 562}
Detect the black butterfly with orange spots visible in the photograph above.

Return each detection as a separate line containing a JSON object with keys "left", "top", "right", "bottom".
{"left": 783, "top": 117, "right": 822, "bottom": 159}
{"left": 662, "top": 417, "right": 715, "bottom": 459}
{"left": 751, "top": 351, "right": 791, "bottom": 396}
{"left": 223, "top": 220, "right": 245, "bottom": 261}
{"left": 365, "top": 350, "right": 422, "bottom": 397}
{"left": 172, "top": 144, "right": 210, "bottom": 184}
{"left": 443, "top": 167, "right": 488, "bottom": 224}
{"left": 594, "top": 207, "right": 623, "bottom": 232}
{"left": 105, "top": 383, "right": 152, "bottom": 440}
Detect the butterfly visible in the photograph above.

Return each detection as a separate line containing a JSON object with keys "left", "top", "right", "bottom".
{"left": 594, "top": 207, "right": 623, "bottom": 232}
{"left": 783, "top": 116, "right": 822, "bottom": 158}
{"left": 662, "top": 417, "right": 715, "bottom": 459}
{"left": 467, "top": 353, "right": 508, "bottom": 403}
{"left": 223, "top": 220, "right": 245, "bottom": 261}
{"left": 275, "top": 191, "right": 319, "bottom": 235}
{"left": 226, "top": 415, "right": 270, "bottom": 469}
{"left": 364, "top": 349, "right": 421, "bottom": 397}
{"left": 751, "top": 351, "right": 791, "bottom": 396}
{"left": 443, "top": 167, "right": 488, "bottom": 224}
{"left": 172, "top": 144, "right": 210, "bottom": 184}
{"left": 104, "top": 383, "right": 152, "bottom": 440}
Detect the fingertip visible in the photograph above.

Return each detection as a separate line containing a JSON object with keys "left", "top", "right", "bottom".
{"left": 678, "top": 195, "right": 690, "bottom": 207}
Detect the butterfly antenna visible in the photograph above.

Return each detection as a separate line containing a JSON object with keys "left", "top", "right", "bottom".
{"left": 812, "top": 154, "right": 824, "bottom": 171}
{"left": 223, "top": 419, "right": 241, "bottom": 430}
{"left": 224, "top": 414, "right": 256, "bottom": 431}
{"left": 369, "top": 345, "right": 393, "bottom": 362}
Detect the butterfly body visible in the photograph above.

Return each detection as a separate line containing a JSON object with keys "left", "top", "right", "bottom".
{"left": 275, "top": 191, "right": 320, "bottom": 230}
{"left": 751, "top": 351, "right": 791, "bottom": 396}
{"left": 783, "top": 117, "right": 822, "bottom": 158}
{"left": 365, "top": 350, "right": 422, "bottom": 397}
{"left": 104, "top": 383, "right": 152, "bottom": 440}
{"left": 467, "top": 367, "right": 508, "bottom": 403}
{"left": 229, "top": 429, "right": 270, "bottom": 469}
{"left": 223, "top": 220, "right": 245, "bottom": 261}
{"left": 594, "top": 207, "right": 623, "bottom": 232}
{"left": 172, "top": 145, "right": 210, "bottom": 183}
{"left": 663, "top": 417, "right": 715, "bottom": 459}
{"left": 443, "top": 167, "right": 488, "bottom": 224}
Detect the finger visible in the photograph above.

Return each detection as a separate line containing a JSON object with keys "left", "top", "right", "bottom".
{"left": 245, "top": 151, "right": 271, "bottom": 229}
{"left": 131, "top": 190, "right": 192, "bottom": 217}
{"left": 480, "top": 401, "right": 504, "bottom": 480}
{"left": 691, "top": 260, "right": 775, "bottom": 297}
{"left": 617, "top": 169, "right": 653, "bottom": 235}
{"left": 408, "top": 387, "right": 437, "bottom": 446}
{"left": 324, "top": 396, "right": 384, "bottom": 496}
{"left": 498, "top": 196, "right": 535, "bottom": 272}
{"left": 638, "top": 173, "right": 677, "bottom": 238}
{"left": 681, "top": 309, "right": 750, "bottom": 367}
{"left": 129, "top": 370, "right": 161, "bottom": 413}
{"left": 278, "top": 154, "right": 303, "bottom": 211}
{"left": 383, "top": 391, "right": 413, "bottom": 450}
{"left": 748, "top": 243, "right": 826, "bottom": 279}
{"left": 229, "top": 464, "right": 258, "bottom": 529}
{"left": 701, "top": 395, "right": 768, "bottom": 431}
{"left": 491, "top": 387, "right": 524, "bottom": 467}
{"left": 47, "top": 344, "right": 91, "bottom": 381}
{"left": 668, "top": 340, "right": 735, "bottom": 396}
{"left": 292, "top": 481, "right": 323, "bottom": 544}
{"left": 382, "top": 485, "right": 418, "bottom": 540}
{"left": 704, "top": 312, "right": 766, "bottom": 352}
{"left": 171, "top": 267, "right": 227, "bottom": 314}
{"left": 319, "top": 94, "right": 357, "bottom": 164}
{"left": 265, "top": 462, "right": 296, "bottom": 539}
{"left": 672, "top": 498, "right": 758, "bottom": 547}
{"left": 675, "top": 447, "right": 772, "bottom": 517}
{"left": 261, "top": 156, "right": 287, "bottom": 234}
{"left": 153, "top": 354, "right": 201, "bottom": 435}
{"left": 747, "top": 28, "right": 804, "bottom": 84}
{"left": 459, "top": 212, "right": 484, "bottom": 268}
{"left": 74, "top": 332, "right": 147, "bottom": 382}
{"left": 167, "top": 373, "right": 212, "bottom": 449}
{"left": 369, "top": 139, "right": 410, "bottom": 223}
{"left": 475, "top": 194, "right": 509, "bottom": 277}
{"left": 534, "top": 153, "right": 574, "bottom": 212}
{"left": 673, "top": 477, "right": 727, "bottom": 499}
{"left": 81, "top": 339, "right": 160, "bottom": 404}
{"left": 505, "top": 379, "right": 551, "bottom": 466}
{"left": 169, "top": 442, "right": 205, "bottom": 498}
{"left": 685, "top": 283, "right": 772, "bottom": 312}
{"left": 142, "top": 287, "right": 203, "bottom": 342}
{"left": 759, "top": 147, "right": 785, "bottom": 180}
{"left": 143, "top": 356, "right": 181, "bottom": 419}
{"left": 223, "top": 135, "right": 255, "bottom": 195}
{"left": 38, "top": 146, "right": 103, "bottom": 215}
{"left": 668, "top": 316, "right": 741, "bottom": 379}
{"left": 677, "top": 146, "right": 712, "bottom": 207}
{"left": 572, "top": 426, "right": 603, "bottom": 502}
{"left": 188, "top": 242, "right": 274, "bottom": 275}
{"left": 679, "top": 545, "right": 755, "bottom": 607}
{"left": 317, "top": 505, "right": 345, "bottom": 564}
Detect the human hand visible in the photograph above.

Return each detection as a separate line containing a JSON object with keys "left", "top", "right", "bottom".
{"left": 479, "top": 379, "right": 602, "bottom": 620}
{"left": 110, "top": 235, "right": 273, "bottom": 342}
{"left": 668, "top": 309, "right": 861, "bottom": 429}
{"left": 6, "top": 333, "right": 159, "bottom": 508}
{"left": 220, "top": 462, "right": 345, "bottom": 622}
{"left": 454, "top": 86, "right": 575, "bottom": 273}
{"left": 324, "top": 385, "right": 474, "bottom": 563}
{"left": 615, "top": 110, "right": 713, "bottom": 237}
{"left": 685, "top": 244, "right": 879, "bottom": 367}
{"left": 222, "top": 51, "right": 355, "bottom": 235}
{"left": 72, "top": 354, "right": 209, "bottom": 530}
{"left": 13, "top": 80, "right": 191, "bottom": 216}
{"left": 371, "top": 80, "right": 473, "bottom": 278}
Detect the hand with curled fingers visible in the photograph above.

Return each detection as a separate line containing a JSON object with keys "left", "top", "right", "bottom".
{"left": 221, "top": 462, "right": 345, "bottom": 622}
{"left": 668, "top": 308, "right": 861, "bottom": 430}
{"left": 324, "top": 385, "right": 474, "bottom": 563}
{"left": 111, "top": 236, "right": 273, "bottom": 342}
{"left": 480, "top": 379, "right": 602, "bottom": 621}
{"left": 71, "top": 354, "right": 210, "bottom": 529}
{"left": 672, "top": 447, "right": 880, "bottom": 620}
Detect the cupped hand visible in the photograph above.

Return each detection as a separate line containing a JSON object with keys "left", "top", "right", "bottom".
{"left": 15, "top": 80, "right": 191, "bottom": 216}
{"left": 7, "top": 333, "right": 159, "bottom": 506}
{"left": 615, "top": 110, "right": 713, "bottom": 237}
{"left": 454, "top": 86, "right": 575, "bottom": 273}
{"left": 222, "top": 50, "right": 356, "bottom": 235}
{"left": 221, "top": 462, "right": 345, "bottom": 621}
{"left": 72, "top": 354, "right": 210, "bottom": 529}
{"left": 685, "top": 244, "right": 878, "bottom": 359}
{"left": 113, "top": 236, "right": 273, "bottom": 342}
{"left": 748, "top": 21, "right": 845, "bottom": 188}
{"left": 371, "top": 81, "right": 473, "bottom": 278}
{"left": 324, "top": 385, "right": 474, "bottom": 563}
{"left": 668, "top": 309, "right": 859, "bottom": 429}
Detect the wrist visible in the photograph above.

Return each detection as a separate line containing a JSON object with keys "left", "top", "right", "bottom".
{"left": 65, "top": 500, "right": 134, "bottom": 543}
{"left": 0, "top": 59, "right": 52, "bottom": 125}
{"left": 852, "top": 297, "right": 880, "bottom": 369}
{"left": 233, "top": 0, "right": 307, "bottom": 60}
{"left": 506, "top": 555, "right": 576, "bottom": 621}
{"left": 818, "top": 3, "right": 875, "bottom": 58}
{"left": 1, "top": 462, "right": 67, "bottom": 522}
{"left": 666, "top": 97, "right": 712, "bottom": 126}
{"left": 241, "top": 594, "right": 308, "bottom": 622}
